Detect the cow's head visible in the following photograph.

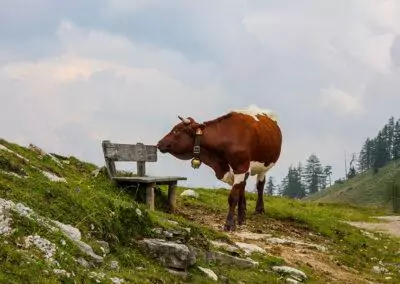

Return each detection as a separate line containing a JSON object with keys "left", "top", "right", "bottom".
{"left": 157, "top": 116, "right": 204, "bottom": 160}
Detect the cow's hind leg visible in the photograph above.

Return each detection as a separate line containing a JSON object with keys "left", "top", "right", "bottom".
{"left": 225, "top": 172, "right": 249, "bottom": 231}
{"left": 238, "top": 187, "right": 246, "bottom": 226}
{"left": 255, "top": 172, "right": 266, "bottom": 214}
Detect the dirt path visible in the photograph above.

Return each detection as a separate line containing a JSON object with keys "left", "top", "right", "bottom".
{"left": 177, "top": 206, "right": 378, "bottom": 284}
{"left": 344, "top": 216, "right": 400, "bottom": 238}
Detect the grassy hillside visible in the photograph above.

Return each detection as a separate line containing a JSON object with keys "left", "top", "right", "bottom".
{"left": 1, "top": 138, "right": 400, "bottom": 283}
{"left": 305, "top": 161, "right": 400, "bottom": 209}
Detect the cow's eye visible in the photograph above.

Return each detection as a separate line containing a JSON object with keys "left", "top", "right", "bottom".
{"left": 173, "top": 130, "right": 178, "bottom": 135}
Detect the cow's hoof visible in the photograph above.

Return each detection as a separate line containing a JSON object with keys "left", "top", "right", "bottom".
{"left": 238, "top": 217, "right": 245, "bottom": 226}
{"left": 224, "top": 220, "right": 236, "bottom": 231}
{"left": 255, "top": 208, "right": 265, "bottom": 214}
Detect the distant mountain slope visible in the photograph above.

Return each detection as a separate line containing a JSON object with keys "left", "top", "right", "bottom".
{"left": 305, "top": 160, "right": 400, "bottom": 208}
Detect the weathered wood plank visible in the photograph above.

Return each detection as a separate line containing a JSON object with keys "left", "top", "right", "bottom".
{"left": 146, "top": 182, "right": 155, "bottom": 211}
{"left": 168, "top": 181, "right": 177, "bottom": 213}
{"left": 137, "top": 161, "right": 146, "bottom": 176}
{"left": 112, "top": 176, "right": 187, "bottom": 184}
{"left": 103, "top": 141, "right": 157, "bottom": 162}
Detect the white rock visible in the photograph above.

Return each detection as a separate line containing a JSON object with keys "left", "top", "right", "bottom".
{"left": 0, "top": 144, "right": 29, "bottom": 162}
{"left": 110, "top": 278, "right": 125, "bottom": 284}
{"left": 0, "top": 205, "right": 13, "bottom": 236}
{"left": 53, "top": 221, "right": 82, "bottom": 241}
{"left": 266, "top": 237, "right": 327, "bottom": 252}
{"left": 372, "top": 265, "right": 388, "bottom": 274}
{"left": 233, "top": 231, "right": 272, "bottom": 241}
{"left": 272, "top": 266, "right": 307, "bottom": 281}
{"left": 0, "top": 170, "right": 26, "bottom": 179}
{"left": 198, "top": 266, "right": 218, "bottom": 281}
{"left": 41, "top": 171, "right": 67, "bottom": 183}
{"left": 136, "top": 208, "right": 142, "bottom": 217}
{"left": 180, "top": 189, "right": 199, "bottom": 198}
{"left": 235, "top": 242, "right": 266, "bottom": 255}
{"left": 210, "top": 240, "right": 239, "bottom": 253}
{"left": 286, "top": 278, "right": 300, "bottom": 284}
{"left": 110, "top": 260, "right": 119, "bottom": 270}
{"left": 24, "top": 235, "right": 57, "bottom": 260}
{"left": 53, "top": 269, "right": 71, "bottom": 278}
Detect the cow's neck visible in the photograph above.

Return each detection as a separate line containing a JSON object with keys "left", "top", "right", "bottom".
{"left": 197, "top": 147, "right": 228, "bottom": 179}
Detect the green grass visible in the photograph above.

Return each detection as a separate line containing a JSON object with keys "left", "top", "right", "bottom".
{"left": 2, "top": 138, "right": 400, "bottom": 283}
{"left": 305, "top": 160, "right": 400, "bottom": 209}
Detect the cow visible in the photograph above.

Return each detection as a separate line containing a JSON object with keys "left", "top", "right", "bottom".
{"left": 156, "top": 105, "right": 282, "bottom": 231}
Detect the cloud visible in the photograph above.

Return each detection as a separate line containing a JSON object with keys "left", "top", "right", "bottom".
{"left": 320, "top": 86, "right": 366, "bottom": 116}
{"left": 1, "top": 1, "right": 400, "bottom": 191}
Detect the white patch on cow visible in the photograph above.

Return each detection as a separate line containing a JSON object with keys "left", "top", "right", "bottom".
{"left": 221, "top": 171, "right": 234, "bottom": 186}
{"left": 249, "top": 162, "right": 275, "bottom": 183}
{"left": 233, "top": 173, "right": 248, "bottom": 185}
{"left": 233, "top": 104, "right": 278, "bottom": 122}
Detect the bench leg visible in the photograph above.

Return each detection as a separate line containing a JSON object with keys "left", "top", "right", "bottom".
{"left": 168, "top": 182, "right": 177, "bottom": 213}
{"left": 146, "top": 182, "right": 155, "bottom": 211}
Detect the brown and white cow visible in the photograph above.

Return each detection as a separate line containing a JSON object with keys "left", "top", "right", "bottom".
{"left": 156, "top": 105, "right": 282, "bottom": 231}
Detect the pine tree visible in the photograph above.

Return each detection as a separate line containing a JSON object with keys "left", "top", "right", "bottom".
{"left": 281, "top": 165, "right": 305, "bottom": 198}
{"left": 359, "top": 138, "right": 374, "bottom": 172}
{"left": 324, "top": 165, "right": 333, "bottom": 186}
{"left": 304, "top": 154, "right": 324, "bottom": 194}
{"left": 266, "top": 176, "right": 275, "bottom": 196}
{"left": 372, "top": 131, "right": 390, "bottom": 172}
{"left": 393, "top": 119, "right": 400, "bottom": 161}
{"left": 387, "top": 117, "right": 395, "bottom": 160}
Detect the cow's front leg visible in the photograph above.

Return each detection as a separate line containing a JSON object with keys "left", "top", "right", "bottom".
{"left": 225, "top": 172, "right": 248, "bottom": 231}
{"left": 238, "top": 188, "right": 246, "bottom": 226}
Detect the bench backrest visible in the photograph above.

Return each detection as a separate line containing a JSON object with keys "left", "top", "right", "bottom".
{"left": 102, "top": 140, "right": 158, "bottom": 178}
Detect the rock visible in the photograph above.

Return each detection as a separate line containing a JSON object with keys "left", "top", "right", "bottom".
{"left": 138, "top": 239, "right": 196, "bottom": 270}
{"left": 272, "top": 266, "right": 307, "bottom": 281}
{"left": 266, "top": 237, "right": 327, "bottom": 252}
{"left": 110, "top": 260, "right": 119, "bottom": 270}
{"left": 24, "top": 235, "right": 57, "bottom": 260}
{"left": 286, "top": 278, "right": 300, "bottom": 284}
{"left": 210, "top": 240, "right": 240, "bottom": 254}
{"left": 0, "top": 204, "right": 13, "bottom": 236}
{"left": 180, "top": 189, "right": 199, "bottom": 198}
{"left": 76, "top": 257, "right": 90, "bottom": 268}
{"left": 110, "top": 277, "right": 124, "bottom": 284}
{"left": 198, "top": 266, "right": 218, "bottom": 281}
{"left": 206, "top": 251, "right": 259, "bottom": 268}
{"left": 53, "top": 221, "right": 81, "bottom": 241}
{"left": 233, "top": 231, "right": 272, "bottom": 241}
{"left": 41, "top": 170, "right": 67, "bottom": 183}
{"left": 53, "top": 269, "right": 71, "bottom": 278}
{"left": 0, "top": 144, "right": 29, "bottom": 162}
{"left": 91, "top": 169, "right": 101, "bottom": 177}
{"left": 235, "top": 242, "right": 266, "bottom": 255}
{"left": 372, "top": 265, "right": 388, "bottom": 274}
{"left": 96, "top": 241, "right": 110, "bottom": 255}
{"left": 167, "top": 220, "right": 179, "bottom": 226}
{"left": 135, "top": 208, "right": 142, "bottom": 217}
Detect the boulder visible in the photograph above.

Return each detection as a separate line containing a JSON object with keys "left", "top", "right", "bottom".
{"left": 180, "top": 190, "right": 199, "bottom": 198}
{"left": 138, "top": 239, "right": 196, "bottom": 270}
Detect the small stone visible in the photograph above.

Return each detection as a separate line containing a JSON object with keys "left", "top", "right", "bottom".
{"left": 372, "top": 265, "right": 388, "bottom": 274}
{"left": 110, "top": 260, "right": 119, "bottom": 270}
{"left": 180, "top": 189, "right": 199, "bottom": 198}
{"left": 210, "top": 240, "right": 239, "bottom": 254}
{"left": 235, "top": 242, "right": 266, "bottom": 255}
{"left": 110, "top": 277, "right": 124, "bottom": 284}
{"left": 136, "top": 208, "right": 142, "bottom": 217}
{"left": 272, "top": 266, "right": 307, "bottom": 281}
{"left": 167, "top": 269, "right": 188, "bottom": 279}
{"left": 138, "top": 239, "right": 196, "bottom": 270}
{"left": 207, "top": 251, "right": 259, "bottom": 268}
{"left": 167, "top": 220, "right": 179, "bottom": 226}
{"left": 286, "top": 278, "right": 300, "bottom": 284}
{"left": 198, "top": 266, "right": 218, "bottom": 281}
{"left": 76, "top": 257, "right": 90, "bottom": 268}
{"left": 53, "top": 269, "right": 71, "bottom": 278}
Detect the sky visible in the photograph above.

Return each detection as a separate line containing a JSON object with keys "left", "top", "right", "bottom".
{"left": 1, "top": 0, "right": 400, "bottom": 190}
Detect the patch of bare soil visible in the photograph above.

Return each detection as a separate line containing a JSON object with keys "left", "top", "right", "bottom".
{"left": 345, "top": 216, "right": 400, "bottom": 238}
{"left": 178, "top": 205, "right": 378, "bottom": 284}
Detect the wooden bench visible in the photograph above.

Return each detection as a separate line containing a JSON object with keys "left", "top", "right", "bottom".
{"left": 101, "top": 140, "right": 187, "bottom": 212}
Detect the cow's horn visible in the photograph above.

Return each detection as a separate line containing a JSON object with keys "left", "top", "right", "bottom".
{"left": 178, "top": 116, "right": 190, "bottom": 124}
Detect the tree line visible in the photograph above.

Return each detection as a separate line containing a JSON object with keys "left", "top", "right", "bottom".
{"left": 358, "top": 116, "right": 400, "bottom": 173}
{"left": 265, "top": 116, "right": 400, "bottom": 198}
{"left": 266, "top": 154, "right": 332, "bottom": 198}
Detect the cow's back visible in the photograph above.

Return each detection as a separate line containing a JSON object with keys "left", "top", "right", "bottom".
{"left": 230, "top": 107, "right": 282, "bottom": 165}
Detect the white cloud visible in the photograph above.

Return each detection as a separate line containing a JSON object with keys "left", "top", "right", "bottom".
{"left": 320, "top": 86, "right": 365, "bottom": 116}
